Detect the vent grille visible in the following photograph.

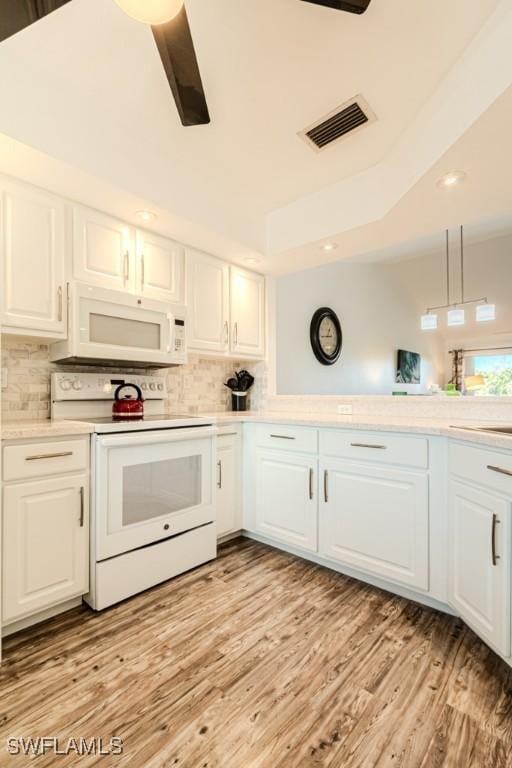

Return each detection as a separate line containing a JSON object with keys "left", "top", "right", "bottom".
{"left": 300, "top": 96, "right": 375, "bottom": 151}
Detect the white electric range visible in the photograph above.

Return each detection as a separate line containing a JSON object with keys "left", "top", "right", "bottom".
{"left": 51, "top": 372, "right": 217, "bottom": 610}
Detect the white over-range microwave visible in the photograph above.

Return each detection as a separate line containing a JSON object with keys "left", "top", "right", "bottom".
{"left": 50, "top": 283, "right": 187, "bottom": 368}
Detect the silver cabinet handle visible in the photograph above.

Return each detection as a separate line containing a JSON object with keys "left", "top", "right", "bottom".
{"left": 224, "top": 321, "right": 229, "bottom": 345}
{"left": 309, "top": 468, "right": 314, "bottom": 500}
{"left": 25, "top": 451, "right": 73, "bottom": 461}
{"left": 141, "top": 253, "right": 145, "bottom": 287}
{"left": 350, "top": 443, "right": 387, "bottom": 450}
{"left": 124, "top": 250, "right": 130, "bottom": 282}
{"left": 66, "top": 282, "right": 70, "bottom": 336}
{"left": 234, "top": 322, "right": 238, "bottom": 345}
{"left": 57, "top": 285, "right": 63, "bottom": 322}
{"left": 79, "top": 486, "right": 85, "bottom": 527}
{"left": 488, "top": 465, "right": 512, "bottom": 478}
{"left": 270, "top": 434, "right": 296, "bottom": 441}
{"left": 492, "top": 513, "right": 501, "bottom": 566}
{"left": 324, "top": 470, "right": 329, "bottom": 503}
{"left": 217, "top": 460, "right": 222, "bottom": 489}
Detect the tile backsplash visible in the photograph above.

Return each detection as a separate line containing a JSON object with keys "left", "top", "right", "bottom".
{"left": 1, "top": 336, "right": 267, "bottom": 422}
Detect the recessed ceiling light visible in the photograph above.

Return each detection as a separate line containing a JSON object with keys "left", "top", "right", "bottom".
{"left": 321, "top": 243, "right": 338, "bottom": 252}
{"left": 136, "top": 210, "right": 158, "bottom": 223}
{"left": 437, "top": 171, "right": 467, "bottom": 189}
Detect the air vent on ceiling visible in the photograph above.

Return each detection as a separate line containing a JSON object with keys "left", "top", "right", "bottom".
{"left": 299, "top": 96, "right": 376, "bottom": 152}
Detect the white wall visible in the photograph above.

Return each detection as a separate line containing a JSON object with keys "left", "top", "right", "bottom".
{"left": 276, "top": 259, "right": 445, "bottom": 396}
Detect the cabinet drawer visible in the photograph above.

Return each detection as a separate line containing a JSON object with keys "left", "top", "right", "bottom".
{"left": 320, "top": 429, "right": 428, "bottom": 469}
{"left": 450, "top": 441, "right": 512, "bottom": 495}
{"left": 3, "top": 439, "right": 89, "bottom": 482}
{"left": 255, "top": 424, "right": 317, "bottom": 454}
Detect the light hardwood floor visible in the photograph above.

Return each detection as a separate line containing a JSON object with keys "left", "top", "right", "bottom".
{"left": 1, "top": 538, "right": 512, "bottom": 767}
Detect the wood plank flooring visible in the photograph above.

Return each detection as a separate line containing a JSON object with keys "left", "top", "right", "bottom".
{"left": 1, "top": 538, "right": 512, "bottom": 767}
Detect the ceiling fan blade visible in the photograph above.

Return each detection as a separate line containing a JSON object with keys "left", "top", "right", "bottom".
{"left": 0, "top": 0, "right": 72, "bottom": 43}
{"left": 152, "top": 5, "right": 210, "bottom": 127}
{"left": 301, "top": 0, "right": 371, "bottom": 14}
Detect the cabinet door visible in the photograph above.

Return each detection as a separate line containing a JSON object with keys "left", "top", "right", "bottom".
{"left": 187, "top": 249, "right": 230, "bottom": 353}
{"left": 255, "top": 450, "right": 317, "bottom": 551}
{"left": 230, "top": 266, "right": 265, "bottom": 358}
{"left": 73, "top": 205, "right": 135, "bottom": 292}
{"left": 216, "top": 433, "right": 241, "bottom": 538}
{"left": 449, "top": 480, "right": 511, "bottom": 656}
{"left": 0, "top": 179, "right": 66, "bottom": 336}
{"left": 136, "top": 230, "right": 184, "bottom": 303}
{"left": 319, "top": 459, "right": 429, "bottom": 590}
{"left": 2, "top": 475, "right": 89, "bottom": 624}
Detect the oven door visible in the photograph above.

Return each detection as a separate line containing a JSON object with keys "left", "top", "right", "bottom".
{"left": 94, "top": 427, "right": 215, "bottom": 561}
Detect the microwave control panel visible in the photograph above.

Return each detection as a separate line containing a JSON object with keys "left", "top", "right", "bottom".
{"left": 173, "top": 318, "right": 186, "bottom": 354}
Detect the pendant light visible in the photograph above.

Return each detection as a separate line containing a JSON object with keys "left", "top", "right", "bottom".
{"left": 114, "top": 0, "right": 183, "bottom": 25}
{"left": 421, "top": 226, "right": 495, "bottom": 331}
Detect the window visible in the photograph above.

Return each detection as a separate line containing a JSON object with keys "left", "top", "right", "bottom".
{"left": 464, "top": 352, "right": 512, "bottom": 396}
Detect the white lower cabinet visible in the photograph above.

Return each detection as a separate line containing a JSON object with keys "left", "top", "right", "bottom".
{"left": 2, "top": 474, "right": 89, "bottom": 625}
{"left": 255, "top": 449, "right": 318, "bottom": 552}
{"left": 216, "top": 431, "right": 241, "bottom": 538}
{"left": 448, "top": 479, "right": 511, "bottom": 657}
{"left": 319, "top": 459, "right": 429, "bottom": 590}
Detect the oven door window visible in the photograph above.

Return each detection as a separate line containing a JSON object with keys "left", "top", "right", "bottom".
{"left": 122, "top": 455, "right": 201, "bottom": 526}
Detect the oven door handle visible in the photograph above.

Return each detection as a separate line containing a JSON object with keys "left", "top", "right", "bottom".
{"left": 96, "top": 426, "right": 216, "bottom": 448}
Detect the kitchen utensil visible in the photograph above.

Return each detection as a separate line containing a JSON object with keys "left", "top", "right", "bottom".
{"left": 237, "top": 370, "right": 255, "bottom": 391}
{"left": 112, "top": 383, "right": 144, "bottom": 420}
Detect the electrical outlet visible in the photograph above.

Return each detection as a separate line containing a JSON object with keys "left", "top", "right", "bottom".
{"left": 1, "top": 367, "right": 7, "bottom": 390}
{"left": 337, "top": 404, "right": 353, "bottom": 416}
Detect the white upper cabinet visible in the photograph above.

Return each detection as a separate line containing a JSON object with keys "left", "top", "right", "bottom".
{"left": 230, "top": 266, "right": 265, "bottom": 358}
{"left": 73, "top": 205, "right": 135, "bottom": 292}
{"left": 187, "top": 249, "right": 230, "bottom": 354}
{"left": 0, "top": 178, "right": 67, "bottom": 337}
{"left": 449, "top": 479, "right": 511, "bottom": 657}
{"left": 135, "top": 230, "right": 184, "bottom": 304}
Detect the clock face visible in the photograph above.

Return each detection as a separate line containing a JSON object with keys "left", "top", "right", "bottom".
{"left": 310, "top": 308, "right": 342, "bottom": 365}
{"left": 319, "top": 316, "right": 338, "bottom": 357}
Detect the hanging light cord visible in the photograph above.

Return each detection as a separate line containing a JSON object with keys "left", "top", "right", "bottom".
{"left": 425, "top": 225, "right": 487, "bottom": 313}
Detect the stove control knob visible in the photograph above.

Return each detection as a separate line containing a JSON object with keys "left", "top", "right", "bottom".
{"left": 157, "top": 383, "right": 164, "bottom": 391}
{"left": 60, "top": 379, "right": 72, "bottom": 391}
{"left": 141, "top": 383, "right": 147, "bottom": 390}
{"left": 149, "top": 382, "right": 156, "bottom": 391}
{"left": 72, "top": 380, "right": 83, "bottom": 391}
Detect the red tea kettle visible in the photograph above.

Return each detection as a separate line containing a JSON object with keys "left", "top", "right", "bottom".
{"left": 112, "top": 383, "right": 144, "bottom": 420}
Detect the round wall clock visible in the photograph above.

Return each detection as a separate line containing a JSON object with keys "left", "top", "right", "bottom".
{"left": 310, "top": 307, "right": 343, "bottom": 366}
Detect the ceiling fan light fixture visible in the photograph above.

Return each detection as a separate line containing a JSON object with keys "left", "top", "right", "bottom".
{"left": 114, "top": 0, "right": 184, "bottom": 26}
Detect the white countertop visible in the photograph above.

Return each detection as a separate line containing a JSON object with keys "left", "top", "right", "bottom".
{"left": 1, "top": 420, "right": 95, "bottom": 441}
{"left": 3, "top": 411, "right": 512, "bottom": 451}
{"left": 207, "top": 411, "right": 512, "bottom": 451}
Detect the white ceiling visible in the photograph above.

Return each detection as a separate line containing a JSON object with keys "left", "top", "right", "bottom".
{"left": 0, "top": 0, "right": 510, "bottom": 272}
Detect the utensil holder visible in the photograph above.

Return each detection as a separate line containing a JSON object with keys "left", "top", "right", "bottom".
{"left": 231, "top": 391, "right": 248, "bottom": 412}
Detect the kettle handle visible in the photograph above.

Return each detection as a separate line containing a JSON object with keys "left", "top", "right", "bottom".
{"left": 114, "top": 383, "right": 144, "bottom": 402}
